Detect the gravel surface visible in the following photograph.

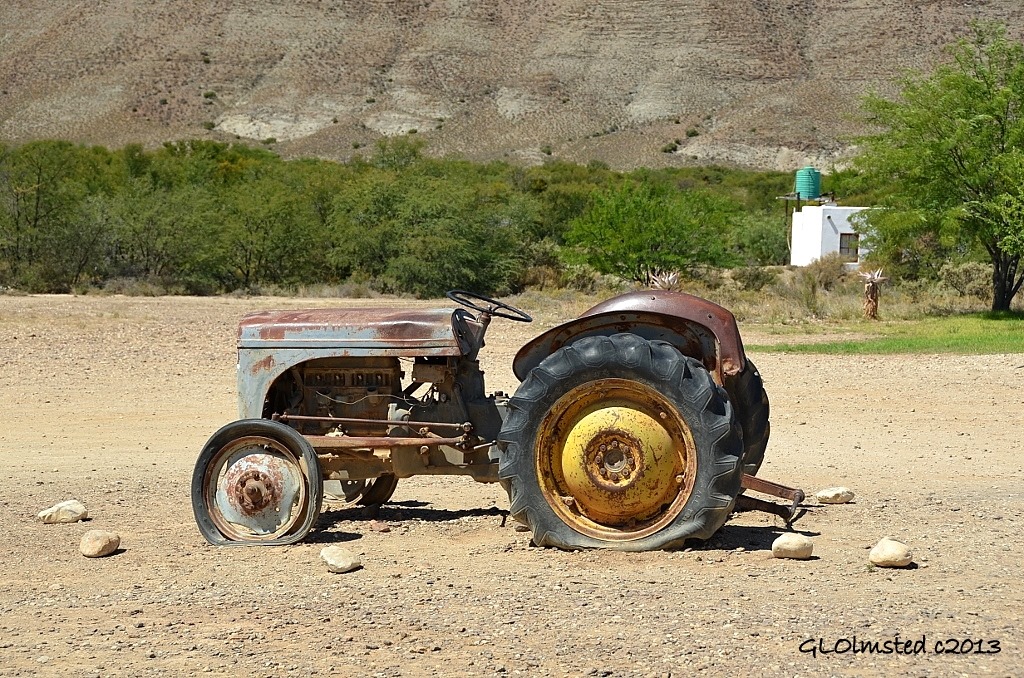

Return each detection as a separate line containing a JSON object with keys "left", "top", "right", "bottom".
{"left": 0, "top": 294, "right": 1021, "bottom": 677}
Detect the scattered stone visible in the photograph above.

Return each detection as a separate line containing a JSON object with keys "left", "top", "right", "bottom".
{"left": 368, "top": 520, "right": 391, "bottom": 533}
{"left": 80, "top": 530, "right": 120, "bottom": 557}
{"left": 815, "top": 487, "right": 855, "bottom": 504}
{"left": 869, "top": 537, "right": 913, "bottom": 568}
{"left": 771, "top": 533, "right": 814, "bottom": 560}
{"left": 321, "top": 546, "right": 361, "bottom": 573}
{"left": 513, "top": 524, "right": 531, "bottom": 533}
{"left": 37, "top": 499, "right": 88, "bottom": 524}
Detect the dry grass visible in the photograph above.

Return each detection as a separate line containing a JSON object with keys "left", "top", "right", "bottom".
{"left": 504, "top": 268, "right": 1014, "bottom": 332}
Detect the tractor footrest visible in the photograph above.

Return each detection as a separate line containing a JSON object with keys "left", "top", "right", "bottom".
{"left": 735, "top": 474, "right": 805, "bottom": 524}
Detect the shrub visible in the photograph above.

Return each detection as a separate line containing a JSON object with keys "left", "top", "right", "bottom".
{"left": 733, "top": 266, "right": 778, "bottom": 291}
{"left": 102, "top": 277, "right": 166, "bottom": 296}
{"left": 560, "top": 264, "right": 601, "bottom": 293}
{"left": 685, "top": 266, "right": 725, "bottom": 290}
{"left": 798, "top": 269, "right": 820, "bottom": 316}
{"left": 203, "top": 91, "right": 217, "bottom": 99}
{"left": 803, "top": 252, "right": 847, "bottom": 291}
{"left": 520, "top": 240, "right": 565, "bottom": 290}
{"left": 686, "top": 128, "right": 699, "bottom": 138}
{"left": 661, "top": 141, "right": 678, "bottom": 153}
{"left": 939, "top": 261, "right": 990, "bottom": 299}
{"left": 896, "top": 278, "right": 935, "bottom": 304}
{"left": 202, "top": 121, "right": 215, "bottom": 130}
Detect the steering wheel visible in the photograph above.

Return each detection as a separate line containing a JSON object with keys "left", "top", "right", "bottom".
{"left": 446, "top": 290, "right": 533, "bottom": 323}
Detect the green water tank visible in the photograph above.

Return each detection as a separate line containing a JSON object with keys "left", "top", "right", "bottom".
{"left": 794, "top": 166, "right": 821, "bottom": 200}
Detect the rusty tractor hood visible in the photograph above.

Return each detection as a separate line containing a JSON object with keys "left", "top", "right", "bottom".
{"left": 512, "top": 290, "right": 747, "bottom": 381}
{"left": 237, "top": 307, "right": 466, "bottom": 356}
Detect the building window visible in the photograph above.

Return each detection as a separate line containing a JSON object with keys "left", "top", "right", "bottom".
{"left": 839, "top": 233, "right": 859, "bottom": 261}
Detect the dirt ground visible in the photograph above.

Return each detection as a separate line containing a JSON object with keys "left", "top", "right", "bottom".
{"left": 0, "top": 294, "right": 1021, "bottom": 677}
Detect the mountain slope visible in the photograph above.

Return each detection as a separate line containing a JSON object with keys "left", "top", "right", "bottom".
{"left": 1, "top": 0, "right": 1021, "bottom": 169}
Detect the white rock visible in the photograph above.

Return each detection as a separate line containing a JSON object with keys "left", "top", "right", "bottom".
{"left": 321, "top": 546, "right": 361, "bottom": 573}
{"left": 80, "top": 530, "right": 120, "bottom": 557}
{"left": 771, "top": 533, "right": 814, "bottom": 560}
{"left": 816, "top": 487, "right": 855, "bottom": 504}
{"left": 37, "top": 500, "right": 88, "bottom": 524}
{"left": 869, "top": 537, "right": 913, "bottom": 568}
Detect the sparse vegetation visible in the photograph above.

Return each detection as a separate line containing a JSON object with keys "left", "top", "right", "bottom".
{"left": 0, "top": 135, "right": 1017, "bottom": 315}
{"left": 939, "top": 261, "right": 991, "bottom": 299}
{"left": 733, "top": 266, "right": 778, "bottom": 291}
{"left": 803, "top": 252, "right": 848, "bottom": 291}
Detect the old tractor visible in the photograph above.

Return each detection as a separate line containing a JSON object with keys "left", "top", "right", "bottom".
{"left": 191, "top": 290, "right": 803, "bottom": 550}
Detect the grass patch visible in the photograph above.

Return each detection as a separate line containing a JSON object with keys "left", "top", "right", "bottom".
{"left": 750, "top": 313, "right": 1024, "bottom": 354}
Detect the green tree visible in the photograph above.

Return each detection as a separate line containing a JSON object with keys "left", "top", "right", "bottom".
{"left": 219, "top": 170, "right": 317, "bottom": 288}
{"left": 565, "top": 181, "right": 734, "bottom": 283}
{"left": 732, "top": 210, "right": 790, "bottom": 266}
{"left": 0, "top": 141, "right": 115, "bottom": 291}
{"left": 856, "top": 22, "right": 1024, "bottom": 310}
{"left": 106, "top": 179, "right": 212, "bottom": 280}
{"left": 329, "top": 157, "right": 534, "bottom": 297}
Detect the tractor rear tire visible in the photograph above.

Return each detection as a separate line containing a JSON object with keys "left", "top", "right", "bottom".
{"left": 729, "top": 359, "right": 770, "bottom": 477}
{"left": 498, "top": 333, "right": 743, "bottom": 551}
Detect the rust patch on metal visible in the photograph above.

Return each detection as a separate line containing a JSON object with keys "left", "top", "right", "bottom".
{"left": 582, "top": 290, "right": 745, "bottom": 372}
{"left": 307, "top": 434, "right": 469, "bottom": 450}
{"left": 737, "top": 474, "right": 806, "bottom": 524}
{"left": 583, "top": 428, "right": 645, "bottom": 493}
{"left": 224, "top": 458, "right": 284, "bottom": 517}
{"left": 232, "top": 469, "right": 279, "bottom": 513}
{"left": 513, "top": 290, "right": 747, "bottom": 382}
{"left": 250, "top": 354, "right": 275, "bottom": 376}
{"left": 237, "top": 308, "right": 464, "bottom": 355}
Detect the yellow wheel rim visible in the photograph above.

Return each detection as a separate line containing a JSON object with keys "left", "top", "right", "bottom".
{"left": 535, "top": 378, "right": 697, "bottom": 541}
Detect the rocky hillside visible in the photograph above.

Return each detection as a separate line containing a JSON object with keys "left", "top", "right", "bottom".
{"left": 1, "top": 0, "right": 1021, "bottom": 170}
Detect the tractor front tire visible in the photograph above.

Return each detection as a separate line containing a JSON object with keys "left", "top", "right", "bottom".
{"left": 192, "top": 419, "right": 323, "bottom": 546}
{"left": 357, "top": 474, "right": 400, "bottom": 506}
{"left": 498, "top": 334, "right": 743, "bottom": 551}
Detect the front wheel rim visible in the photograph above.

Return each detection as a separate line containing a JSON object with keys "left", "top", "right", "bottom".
{"left": 535, "top": 378, "right": 697, "bottom": 541}
{"left": 202, "top": 435, "right": 310, "bottom": 541}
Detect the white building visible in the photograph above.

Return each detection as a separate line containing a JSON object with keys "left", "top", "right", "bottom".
{"left": 790, "top": 205, "right": 869, "bottom": 267}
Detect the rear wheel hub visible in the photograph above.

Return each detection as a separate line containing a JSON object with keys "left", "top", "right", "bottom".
{"left": 537, "top": 379, "right": 697, "bottom": 540}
